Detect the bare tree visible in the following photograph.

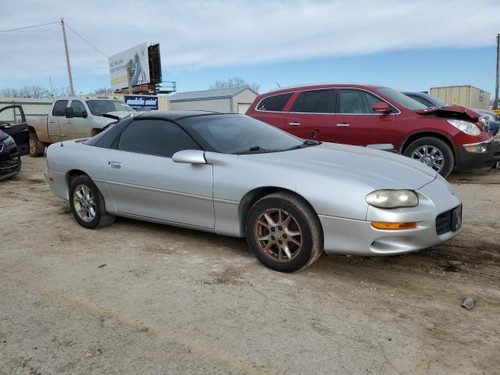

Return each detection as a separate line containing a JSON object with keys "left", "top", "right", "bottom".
{"left": 209, "top": 77, "right": 260, "bottom": 93}
{"left": 93, "top": 87, "right": 114, "bottom": 95}
{"left": 0, "top": 85, "right": 51, "bottom": 98}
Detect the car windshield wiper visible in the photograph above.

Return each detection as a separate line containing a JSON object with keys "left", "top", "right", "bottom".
{"left": 286, "top": 139, "right": 321, "bottom": 150}
{"left": 232, "top": 146, "right": 265, "bottom": 155}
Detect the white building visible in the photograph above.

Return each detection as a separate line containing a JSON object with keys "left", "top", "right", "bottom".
{"left": 169, "top": 86, "right": 258, "bottom": 113}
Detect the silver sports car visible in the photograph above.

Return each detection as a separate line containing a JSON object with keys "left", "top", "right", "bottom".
{"left": 45, "top": 111, "right": 462, "bottom": 272}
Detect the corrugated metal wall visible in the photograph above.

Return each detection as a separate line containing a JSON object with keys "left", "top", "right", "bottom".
{"left": 232, "top": 90, "right": 258, "bottom": 113}
{"left": 429, "top": 86, "right": 490, "bottom": 110}
{"left": 0, "top": 97, "right": 52, "bottom": 122}
{"left": 170, "top": 98, "right": 231, "bottom": 112}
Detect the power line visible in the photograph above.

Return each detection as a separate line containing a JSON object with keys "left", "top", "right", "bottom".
{"left": 0, "top": 21, "right": 59, "bottom": 33}
{"left": 65, "top": 23, "right": 109, "bottom": 58}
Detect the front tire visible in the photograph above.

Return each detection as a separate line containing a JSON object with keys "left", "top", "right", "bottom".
{"left": 245, "top": 192, "right": 323, "bottom": 272}
{"left": 404, "top": 137, "right": 454, "bottom": 178}
{"left": 69, "top": 175, "right": 115, "bottom": 229}
{"left": 29, "top": 131, "right": 45, "bottom": 157}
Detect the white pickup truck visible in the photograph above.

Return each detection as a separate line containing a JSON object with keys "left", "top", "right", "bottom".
{"left": 25, "top": 97, "right": 133, "bottom": 157}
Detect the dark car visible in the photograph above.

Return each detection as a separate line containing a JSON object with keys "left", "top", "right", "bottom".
{"left": 246, "top": 84, "right": 500, "bottom": 178}
{"left": 402, "top": 92, "right": 445, "bottom": 108}
{"left": 0, "top": 105, "right": 29, "bottom": 180}
{"left": 471, "top": 108, "right": 500, "bottom": 136}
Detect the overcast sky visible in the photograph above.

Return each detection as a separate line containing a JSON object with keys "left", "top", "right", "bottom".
{"left": 1, "top": 0, "right": 499, "bottom": 95}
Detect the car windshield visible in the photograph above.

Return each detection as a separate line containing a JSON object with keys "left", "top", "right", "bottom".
{"left": 179, "top": 114, "right": 306, "bottom": 154}
{"left": 377, "top": 88, "right": 428, "bottom": 110}
{"left": 86, "top": 100, "right": 134, "bottom": 116}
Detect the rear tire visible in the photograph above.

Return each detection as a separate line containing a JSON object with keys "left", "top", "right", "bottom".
{"left": 245, "top": 192, "right": 323, "bottom": 272}
{"left": 403, "top": 137, "right": 454, "bottom": 178}
{"left": 69, "top": 175, "right": 115, "bottom": 229}
{"left": 29, "top": 131, "right": 45, "bottom": 157}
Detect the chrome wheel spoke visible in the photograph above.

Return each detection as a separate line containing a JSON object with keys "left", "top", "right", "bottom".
{"left": 263, "top": 213, "right": 276, "bottom": 227}
{"left": 258, "top": 234, "right": 270, "bottom": 242}
{"left": 288, "top": 236, "right": 301, "bottom": 247}
{"left": 282, "top": 244, "right": 292, "bottom": 259}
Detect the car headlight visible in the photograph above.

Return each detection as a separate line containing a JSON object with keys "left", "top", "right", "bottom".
{"left": 366, "top": 190, "right": 419, "bottom": 209}
{"left": 2, "top": 136, "right": 15, "bottom": 146}
{"left": 447, "top": 119, "right": 481, "bottom": 136}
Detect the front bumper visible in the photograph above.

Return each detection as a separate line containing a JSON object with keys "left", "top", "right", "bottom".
{"left": 455, "top": 137, "right": 500, "bottom": 170}
{"left": 0, "top": 144, "right": 21, "bottom": 181}
{"left": 319, "top": 176, "right": 462, "bottom": 256}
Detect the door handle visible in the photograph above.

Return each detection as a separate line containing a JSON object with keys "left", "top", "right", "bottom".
{"left": 49, "top": 121, "right": 55, "bottom": 124}
{"left": 288, "top": 122, "right": 301, "bottom": 126}
{"left": 67, "top": 120, "right": 72, "bottom": 124}
{"left": 108, "top": 161, "right": 121, "bottom": 169}
{"left": 336, "top": 123, "right": 350, "bottom": 127}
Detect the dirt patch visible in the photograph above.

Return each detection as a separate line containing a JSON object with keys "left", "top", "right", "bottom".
{"left": 0, "top": 156, "right": 499, "bottom": 374}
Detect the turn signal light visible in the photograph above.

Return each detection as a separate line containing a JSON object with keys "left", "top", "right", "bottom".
{"left": 371, "top": 221, "right": 417, "bottom": 230}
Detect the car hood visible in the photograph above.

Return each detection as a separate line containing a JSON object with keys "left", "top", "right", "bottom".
{"left": 240, "top": 142, "right": 437, "bottom": 190}
{"left": 415, "top": 105, "right": 480, "bottom": 121}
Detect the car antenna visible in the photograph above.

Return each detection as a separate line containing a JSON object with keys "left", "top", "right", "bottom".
{"left": 276, "top": 82, "right": 281, "bottom": 88}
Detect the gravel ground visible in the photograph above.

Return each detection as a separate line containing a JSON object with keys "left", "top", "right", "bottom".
{"left": 0, "top": 156, "right": 499, "bottom": 375}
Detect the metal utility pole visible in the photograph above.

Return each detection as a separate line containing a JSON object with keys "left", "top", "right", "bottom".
{"left": 61, "top": 18, "right": 74, "bottom": 96}
{"left": 494, "top": 33, "right": 500, "bottom": 110}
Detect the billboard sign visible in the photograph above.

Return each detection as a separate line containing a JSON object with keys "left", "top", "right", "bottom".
{"left": 109, "top": 43, "right": 150, "bottom": 91}
{"left": 124, "top": 95, "right": 158, "bottom": 110}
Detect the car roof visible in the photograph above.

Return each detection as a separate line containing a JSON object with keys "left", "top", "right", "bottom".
{"left": 133, "top": 110, "right": 225, "bottom": 121}
{"left": 261, "top": 83, "right": 385, "bottom": 96}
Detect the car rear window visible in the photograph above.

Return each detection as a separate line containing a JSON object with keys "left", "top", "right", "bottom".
{"left": 256, "top": 93, "right": 292, "bottom": 111}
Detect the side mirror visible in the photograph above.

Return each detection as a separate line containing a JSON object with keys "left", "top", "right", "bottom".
{"left": 82, "top": 110, "right": 88, "bottom": 119}
{"left": 372, "top": 102, "right": 392, "bottom": 113}
{"left": 65, "top": 107, "right": 74, "bottom": 118}
{"left": 172, "top": 150, "right": 206, "bottom": 164}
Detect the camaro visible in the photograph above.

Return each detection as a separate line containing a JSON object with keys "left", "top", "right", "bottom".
{"left": 46, "top": 111, "right": 463, "bottom": 272}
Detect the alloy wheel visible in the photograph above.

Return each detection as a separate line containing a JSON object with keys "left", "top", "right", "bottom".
{"left": 73, "top": 184, "right": 96, "bottom": 223}
{"left": 254, "top": 208, "right": 303, "bottom": 262}
{"left": 410, "top": 145, "right": 444, "bottom": 172}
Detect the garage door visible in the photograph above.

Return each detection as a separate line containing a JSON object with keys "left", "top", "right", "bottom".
{"left": 237, "top": 103, "right": 251, "bottom": 114}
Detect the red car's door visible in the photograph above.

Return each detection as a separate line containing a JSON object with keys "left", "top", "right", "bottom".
{"left": 284, "top": 89, "right": 336, "bottom": 141}
{"left": 334, "top": 88, "right": 398, "bottom": 146}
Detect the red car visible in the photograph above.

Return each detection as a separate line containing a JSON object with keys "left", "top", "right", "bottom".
{"left": 246, "top": 84, "right": 500, "bottom": 177}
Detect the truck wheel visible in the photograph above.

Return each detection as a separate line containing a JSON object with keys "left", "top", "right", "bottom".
{"left": 404, "top": 137, "right": 454, "bottom": 178}
{"left": 69, "top": 175, "right": 115, "bottom": 229}
{"left": 29, "top": 131, "right": 45, "bottom": 157}
{"left": 245, "top": 192, "right": 323, "bottom": 272}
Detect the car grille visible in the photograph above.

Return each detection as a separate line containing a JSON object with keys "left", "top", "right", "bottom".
{"left": 436, "top": 205, "right": 462, "bottom": 235}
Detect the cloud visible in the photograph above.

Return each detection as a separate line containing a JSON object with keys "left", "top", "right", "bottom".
{"left": 0, "top": 0, "right": 499, "bottom": 86}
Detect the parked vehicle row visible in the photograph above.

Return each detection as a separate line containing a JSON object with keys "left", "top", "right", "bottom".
{"left": 45, "top": 111, "right": 462, "bottom": 272}
{"left": 24, "top": 97, "right": 133, "bottom": 157}
{"left": 246, "top": 84, "right": 500, "bottom": 178}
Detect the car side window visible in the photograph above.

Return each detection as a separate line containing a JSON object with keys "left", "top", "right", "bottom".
{"left": 408, "top": 95, "right": 432, "bottom": 107}
{"left": 338, "top": 89, "right": 386, "bottom": 114}
{"left": 117, "top": 119, "right": 200, "bottom": 158}
{"left": 52, "top": 100, "right": 68, "bottom": 116}
{"left": 70, "top": 100, "right": 86, "bottom": 118}
{"left": 256, "top": 93, "right": 292, "bottom": 111}
{"left": 291, "top": 90, "right": 335, "bottom": 113}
